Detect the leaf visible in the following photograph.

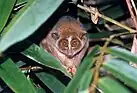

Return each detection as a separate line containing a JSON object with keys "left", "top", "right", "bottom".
{"left": 78, "top": 70, "right": 92, "bottom": 93}
{"left": 98, "top": 77, "right": 131, "bottom": 93}
{"left": 88, "top": 32, "right": 113, "bottom": 39}
{"left": 0, "top": 0, "right": 16, "bottom": 33}
{"left": 0, "top": 58, "right": 36, "bottom": 93}
{"left": 36, "top": 88, "right": 46, "bottom": 93}
{"left": 102, "top": 5, "right": 124, "bottom": 19}
{"left": 111, "top": 38, "right": 124, "bottom": 46}
{"left": 103, "top": 59, "right": 137, "bottom": 90}
{"left": 98, "top": 5, "right": 124, "bottom": 24}
{"left": 106, "top": 47, "right": 137, "bottom": 64}
{"left": 64, "top": 45, "right": 99, "bottom": 93}
{"left": 16, "top": 0, "right": 27, "bottom": 5}
{"left": 36, "top": 72, "right": 65, "bottom": 93}
{"left": 21, "top": 44, "right": 71, "bottom": 77}
{"left": 0, "top": 0, "right": 64, "bottom": 52}
{"left": 15, "top": 0, "right": 27, "bottom": 11}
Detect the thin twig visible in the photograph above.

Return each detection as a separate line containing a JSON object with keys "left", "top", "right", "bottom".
{"left": 77, "top": 4, "right": 136, "bottom": 32}
{"left": 89, "top": 36, "right": 113, "bottom": 93}
{"left": 126, "top": 0, "right": 137, "bottom": 30}
{"left": 131, "top": 0, "right": 137, "bottom": 17}
{"left": 20, "top": 66, "right": 42, "bottom": 71}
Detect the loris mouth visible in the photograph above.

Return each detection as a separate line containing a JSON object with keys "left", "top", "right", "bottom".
{"left": 66, "top": 54, "right": 74, "bottom": 58}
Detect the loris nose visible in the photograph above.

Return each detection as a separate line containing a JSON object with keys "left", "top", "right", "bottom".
{"left": 67, "top": 52, "right": 73, "bottom": 58}
{"left": 67, "top": 49, "right": 73, "bottom": 58}
{"left": 67, "top": 53, "right": 73, "bottom": 58}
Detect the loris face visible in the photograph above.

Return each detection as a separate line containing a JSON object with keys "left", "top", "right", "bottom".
{"left": 52, "top": 29, "right": 87, "bottom": 58}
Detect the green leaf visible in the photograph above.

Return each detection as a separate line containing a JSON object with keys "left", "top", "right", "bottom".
{"left": 106, "top": 47, "right": 137, "bottom": 64}
{"left": 88, "top": 29, "right": 127, "bottom": 39}
{"left": 21, "top": 44, "right": 71, "bottom": 77}
{"left": 0, "top": 0, "right": 64, "bottom": 52}
{"left": 16, "top": 0, "right": 27, "bottom": 5}
{"left": 36, "top": 72, "right": 65, "bottom": 93}
{"left": 0, "top": 0, "right": 16, "bottom": 33}
{"left": 0, "top": 58, "right": 36, "bottom": 93}
{"left": 111, "top": 38, "right": 124, "bottom": 46}
{"left": 15, "top": 0, "right": 27, "bottom": 10}
{"left": 98, "top": 5, "right": 124, "bottom": 24}
{"left": 102, "top": 5, "right": 124, "bottom": 19}
{"left": 64, "top": 45, "right": 99, "bottom": 93}
{"left": 78, "top": 70, "right": 92, "bottom": 93}
{"left": 98, "top": 77, "right": 131, "bottom": 93}
{"left": 88, "top": 32, "right": 113, "bottom": 39}
{"left": 36, "top": 88, "right": 46, "bottom": 93}
{"left": 103, "top": 59, "right": 137, "bottom": 90}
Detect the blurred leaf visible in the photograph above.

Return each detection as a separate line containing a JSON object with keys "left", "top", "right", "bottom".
{"left": 21, "top": 44, "right": 71, "bottom": 77}
{"left": 0, "top": 0, "right": 64, "bottom": 52}
{"left": 78, "top": 9, "right": 89, "bottom": 20}
{"left": 36, "top": 72, "right": 65, "bottom": 93}
{"left": 16, "top": 61, "right": 26, "bottom": 67}
{"left": 0, "top": 58, "right": 36, "bottom": 93}
{"left": 72, "top": 0, "right": 78, "bottom": 4}
{"left": 98, "top": 5, "right": 124, "bottom": 24}
{"left": 36, "top": 88, "right": 46, "bottom": 93}
{"left": 15, "top": 0, "right": 27, "bottom": 11}
{"left": 16, "top": 0, "right": 27, "bottom": 5}
{"left": 103, "top": 5, "right": 124, "bottom": 19}
{"left": 103, "top": 59, "right": 137, "bottom": 90}
{"left": 88, "top": 32, "right": 113, "bottom": 39}
{"left": 98, "top": 77, "right": 131, "bottom": 93}
{"left": 64, "top": 45, "right": 99, "bottom": 93}
{"left": 106, "top": 47, "right": 137, "bottom": 64}
{"left": 78, "top": 70, "right": 92, "bottom": 93}
{"left": 88, "top": 29, "right": 128, "bottom": 39}
{"left": 111, "top": 38, "right": 124, "bottom": 46}
{"left": 0, "top": 0, "right": 16, "bottom": 33}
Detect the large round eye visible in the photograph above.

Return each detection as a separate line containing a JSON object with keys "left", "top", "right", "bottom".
{"left": 71, "top": 38, "right": 81, "bottom": 49}
{"left": 58, "top": 39, "right": 68, "bottom": 50}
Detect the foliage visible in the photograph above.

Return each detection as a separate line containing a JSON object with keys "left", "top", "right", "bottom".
{"left": 0, "top": 0, "right": 137, "bottom": 93}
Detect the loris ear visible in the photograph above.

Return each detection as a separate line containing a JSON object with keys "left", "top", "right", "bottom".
{"left": 79, "top": 32, "right": 87, "bottom": 40}
{"left": 51, "top": 32, "right": 60, "bottom": 40}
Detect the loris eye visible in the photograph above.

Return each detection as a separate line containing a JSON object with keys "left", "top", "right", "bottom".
{"left": 71, "top": 38, "right": 81, "bottom": 49}
{"left": 58, "top": 39, "right": 68, "bottom": 50}
{"left": 51, "top": 32, "right": 59, "bottom": 40}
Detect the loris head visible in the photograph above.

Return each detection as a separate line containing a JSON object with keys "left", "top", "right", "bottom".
{"left": 50, "top": 16, "right": 88, "bottom": 58}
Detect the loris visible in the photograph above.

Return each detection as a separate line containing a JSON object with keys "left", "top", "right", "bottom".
{"left": 40, "top": 16, "right": 89, "bottom": 75}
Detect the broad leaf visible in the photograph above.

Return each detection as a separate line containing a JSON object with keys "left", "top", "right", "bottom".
{"left": 106, "top": 47, "right": 137, "bottom": 64}
{"left": 103, "top": 59, "right": 137, "bottom": 90}
{"left": 78, "top": 70, "right": 93, "bottom": 93}
{"left": 21, "top": 44, "right": 70, "bottom": 77}
{"left": 36, "top": 72, "right": 65, "bottom": 93}
{"left": 98, "top": 77, "right": 131, "bottom": 93}
{"left": 0, "top": 58, "right": 36, "bottom": 93}
{"left": 36, "top": 88, "right": 46, "bottom": 93}
{"left": 88, "top": 32, "right": 113, "bottom": 39}
{"left": 0, "top": 0, "right": 16, "bottom": 33}
{"left": 16, "top": 0, "right": 27, "bottom": 5}
{"left": 0, "top": 0, "right": 64, "bottom": 52}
